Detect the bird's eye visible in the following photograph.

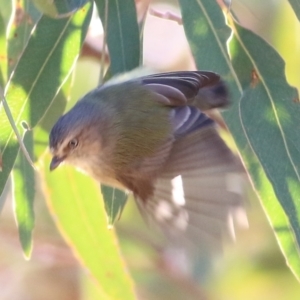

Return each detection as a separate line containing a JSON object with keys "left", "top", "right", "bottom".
{"left": 68, "top": 138, "right": 78, "bottom": 149}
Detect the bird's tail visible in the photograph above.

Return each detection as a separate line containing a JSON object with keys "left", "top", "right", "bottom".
{"left": 136, "top": 126, "right": 247, "bottom": 254}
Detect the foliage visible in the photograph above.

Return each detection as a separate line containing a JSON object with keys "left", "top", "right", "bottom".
{"left": 0, "top": 0, "right": 300, "bottom": 299}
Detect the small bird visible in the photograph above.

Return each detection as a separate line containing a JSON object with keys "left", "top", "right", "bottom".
{"left": 49, "top": 71, "right": 244, "bottom": 251}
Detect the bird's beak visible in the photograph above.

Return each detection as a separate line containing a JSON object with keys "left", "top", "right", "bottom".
{"left": 50, "top": 156, "right": 64, "bottom": 171}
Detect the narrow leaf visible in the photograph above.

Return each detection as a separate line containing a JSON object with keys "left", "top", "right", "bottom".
{"left": 31, "top": 0, "right": 89, "bottom": 18}
{"left": 81, "top": 268, "right": 111, "bottom": 300}
{"left": 179, "top": 0, "right": 234, "bottom": 74}
{"left": 101, "top": 184, "right": 128, "bottom": 226}
{"left": 95, "top": 0, "right": 140, "bottom": 75}
{"left": 94, "top": 0, "right": 140, "bottom": 224}
{"left": 12, "top": 130, "right": 35, "bottom": 258}
{"left": 12, "top": 63, "right": 74, "bottom": 258}
{"left": 0, "top": 3, "right": 93, "bottom": 198}
{"left": 230, "top": 22, "right": 300, "bottom": 279}
{"left": 179, "top": 0, "right": 300, "bottom": 280}
{"left": 7, "top": 0, "right": 41, "bottom": 76}
{"left": 34, "top": 81, "right": 73, "bottom": 161}
{"left": 41, "top": 156, "right": 136, "bottom": 300}
{"left": 0, "top": 0, "right": 13, "bottom": 85}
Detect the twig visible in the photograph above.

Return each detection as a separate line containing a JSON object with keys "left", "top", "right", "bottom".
{"left": 0, "top": 86, "right": 36, "bottom": 170}
{"left": 149, "top": 8, "right": 182, "bottom": 25}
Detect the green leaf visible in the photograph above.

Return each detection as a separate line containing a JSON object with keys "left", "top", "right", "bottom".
{"left": 0, "top": 2, "right": 93, "bottom": 200}
{"left": 95, "top": 0, "right": 140, "bottom": 75}
{"left": 31, "top": 0, "right": 89, "bottom": 18}
{"left": 179, "top": 0, "right": 300, "bottom": 280}
{"left": 94, "top": 0, "right": 140, "bottom": 224}
{"left": 0, "top": 0, "right": 13, "bottom": 28}
{"left": 12, "top": 62, "right": 74, "bottom": 258}
{"left": 12, "top": 130, "right": 35, "bottom": 258}
{"left": 179, "top": 0, "right": 234, "bottom": 74}
{"left": 41, "top": 157, "right": 136, "bottom": 300}
{"left": 288, "top": 0, "right": 300, "bottom": 21}
{"left": 101, "top": 184, "right": 128, "bottom": 226}
{"left": 7, "top": 0, "right": 41, "bottom": 77}
{"left": 81, "top": 271, "right": 111, "bottom": 300}
{"left": 230, "top": 22, "right": 300, "bottom": 279}
{"left": 34, "top": 68, "right": 74, "bottom": 160}
{"left": 0, "top": 0, "right": 13, "bottom": 85}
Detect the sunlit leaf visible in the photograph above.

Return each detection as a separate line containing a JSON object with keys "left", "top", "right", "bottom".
{"left": 0, "top": 0, "right": 13, "bottom": 85}
{"left": 288, "top": 0, "right": 300, "bottom": 21}
{"left": 81, "top": 270, "right": 111, "bottom": 300}
{"left": 41, "top": 155, "right": 136, "bottom": 300}
{"left": 36, "top": 60, "right": 135, "bottom": 299}
{"left": 0, "top": 3, "right": 93, "bottom": 202}
{"left": 12, "top": 63, "right": 74, "bottom": 258}
{"left": 7, "top": 0, "right": 41, "bottom": 76}
{"left": 31, "top": 0, "right": 89, "bottom": 18}
{"left": 34, "top": 68, "right": 74, "bottom": 160}
{"left": 179, "top": 0, "right": 300, "bottom": 280}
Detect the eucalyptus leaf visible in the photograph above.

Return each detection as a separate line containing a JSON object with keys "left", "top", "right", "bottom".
{"left": 0, "top": 2, "right": 93, "bottom": 202}
{"left": 95, "top": 0, "right": 140, "bottom": 75}
{"left": 230, "top": 22, "right": 300, "bottom": 279}
{"left": 0, "top": 0, "right": 13, "bottom": 85}
{"left": 101, "top": 184, "right": 128, "bottom": 226}
{"left": 31, "top": 0, "right": 89, "bottom": 18}
{"left": 7, "top": 0, "right": 41, "bottom": 76}
{"left": 42, "top": 158, "right": 136, "bottom": 300}
{"left": 179, "top": 0, "right": 300, "bottom": 280}
{"left": 12, "top": 130, "right": 35, "bottom": 258}
{"left": 94, "top": 0, "right": 140, "bottom": 224}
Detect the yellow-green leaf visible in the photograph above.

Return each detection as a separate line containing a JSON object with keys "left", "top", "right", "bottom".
{"left": 0, "top": 3, "right": 93, "bottom": 204}
{"left": 41, "top": 155, "right": 136, "bottom": 300}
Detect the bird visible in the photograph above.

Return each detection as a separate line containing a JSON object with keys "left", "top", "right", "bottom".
{"left": 49, "top": 71, "right": 245, "bottom": 252}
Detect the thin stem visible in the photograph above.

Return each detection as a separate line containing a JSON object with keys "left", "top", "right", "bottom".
{"left": 0, "top": 86, "right": 36, "bottom": 170}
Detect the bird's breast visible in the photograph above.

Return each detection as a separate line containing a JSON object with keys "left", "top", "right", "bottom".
{"left": 70, "top": 154, "right": 125, "bottom": 189}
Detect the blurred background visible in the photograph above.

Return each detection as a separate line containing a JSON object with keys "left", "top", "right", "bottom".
{"left": 1, "top": 0, "right": 300, "bottom": 299}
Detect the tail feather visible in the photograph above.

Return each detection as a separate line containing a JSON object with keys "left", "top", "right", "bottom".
{"left": 135, "top": 125, "right": 246, "bottom": 253}
{"left": 194, "top": 80, "right": 229, "bottom": 110}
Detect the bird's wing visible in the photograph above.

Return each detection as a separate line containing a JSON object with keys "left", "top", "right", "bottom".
{"left": 118, "top": 71, "right": 245, "bottom": 252}
{"left": 134, "top": 105, "right": 246, "bottom": 253}
{"left": 116, "top": 72, "right": 214, "bottom": 197}
{"left": 119, "top": 71, "right": 228, "bottom": 196}
{"left": 141, "top": 71, "right": 229, "bottom": 110}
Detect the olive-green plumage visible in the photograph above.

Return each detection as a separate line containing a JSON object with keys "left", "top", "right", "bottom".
{"left": 49, "top": 71, "right": 245, "bottom": 252}
{"left": 92, "top": 82, "right": 171, "bottom": 167}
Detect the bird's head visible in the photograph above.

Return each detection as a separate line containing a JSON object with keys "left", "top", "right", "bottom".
{"left": 49, "top": 100, "right": 104, "bottom": 172}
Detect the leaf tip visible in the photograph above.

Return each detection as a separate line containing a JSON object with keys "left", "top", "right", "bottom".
{"left": 21, "top": 239, "right": 33, "bottom": 260}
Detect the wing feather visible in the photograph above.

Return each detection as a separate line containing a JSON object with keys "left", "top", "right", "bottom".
{"left": 134, "top": 123, "right": 245, "bottom": 252}
{"left": 120, "top": 71, "right": 245, "bottom": 252}
{"left": 140, "top": 71, "right": 228, "bottom": 109}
